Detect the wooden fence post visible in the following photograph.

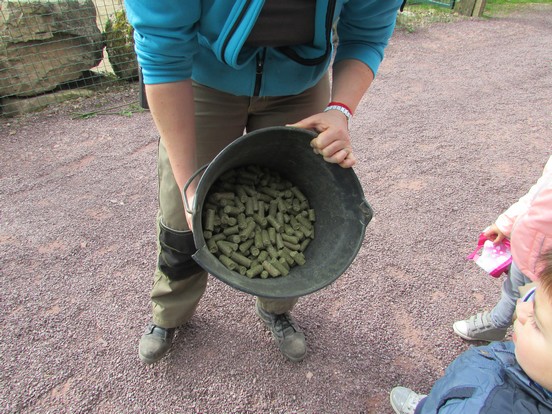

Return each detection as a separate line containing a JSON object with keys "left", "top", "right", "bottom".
{"left": 454, "top": 0, "right": 486, "bottom": 16}
{"left": 454, "top": 0, "right": 475, "bottom": 16}
{"left": 472, "top": 0, "right": 486, "bottom": 17}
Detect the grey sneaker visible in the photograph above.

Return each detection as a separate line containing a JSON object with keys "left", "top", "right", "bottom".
{"left": 255, "top": 300, "right": 307, "bottom": 362}
{"left": 390, "top": 387, "right": 426, "bottom": 414}
{"left": 453, "top": 311, "right": 508, "bottom": 342}
{"left": 138, "top": 323, "right": 175, "bottom": 364}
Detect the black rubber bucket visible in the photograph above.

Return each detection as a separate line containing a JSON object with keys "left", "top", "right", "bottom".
{"left": 185, "top": 126, "right": 373, "bottom": 299}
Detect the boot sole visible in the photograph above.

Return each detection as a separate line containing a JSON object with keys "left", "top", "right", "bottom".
{"left": 138, "top": 350, "right": 167, "bottom": 364}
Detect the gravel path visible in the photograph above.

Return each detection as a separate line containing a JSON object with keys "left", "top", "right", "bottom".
{"left": 1, "top": 5, "right": 551, "bottom": 414}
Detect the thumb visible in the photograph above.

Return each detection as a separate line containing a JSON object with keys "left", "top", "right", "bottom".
{"left": 493, "top": 233, "right": 505, "bottom": 245}
{"left": 286, "top": 120, "right": 308, "bottom": 129}
{"left": 286, "top": 114, "right": 319, "bottom": 129}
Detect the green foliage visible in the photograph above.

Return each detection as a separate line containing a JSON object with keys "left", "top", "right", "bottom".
{"left": 396, "top": 5, "right": 463, "bottom": 32}
{"left": 104, "top": 10, "right": 139, "bottom": 81}
{"left": 71, "top": 103, "right": 144, "bottom": 119}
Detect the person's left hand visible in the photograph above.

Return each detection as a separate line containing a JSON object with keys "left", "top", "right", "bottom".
{"left": 288, "top": 111, "right": 356, "bottom": 168}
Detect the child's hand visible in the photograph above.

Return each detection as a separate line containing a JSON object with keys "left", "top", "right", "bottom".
{"left": 483, "top": 223, "right": 507, "bottom": 244}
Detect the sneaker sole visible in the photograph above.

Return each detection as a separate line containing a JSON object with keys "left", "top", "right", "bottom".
{"left": 453, "top": 323, "right": 483, "bottom": 341}
{"left": 453, "top": 322, "right": 506, "bottom": 342}
{"left": 389, "top": 392, "right": 401, "bottom": 414}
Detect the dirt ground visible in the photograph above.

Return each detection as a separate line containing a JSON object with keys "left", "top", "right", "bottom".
{"left": 1, "top": 5, "right": 551, "bottom": 414}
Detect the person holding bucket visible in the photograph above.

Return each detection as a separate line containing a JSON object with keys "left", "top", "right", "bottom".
{"left": 125, "top": 0, "right": 405, "bottom": 364}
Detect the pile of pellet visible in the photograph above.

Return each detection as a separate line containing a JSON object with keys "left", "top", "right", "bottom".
{"left": 201, "top": 165, "right": 315, "bottom": 278}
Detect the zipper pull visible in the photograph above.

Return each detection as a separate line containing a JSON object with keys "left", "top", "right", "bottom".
{"left": 254, "top": 48, "right": 266, "bottom": 96}
{"left": 256, "top": 50, "right": 265, "bottom": 74}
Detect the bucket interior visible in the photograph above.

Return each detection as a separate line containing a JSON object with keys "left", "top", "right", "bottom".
{"left": 191, "top": 126, "right": 372, "bottom": 298}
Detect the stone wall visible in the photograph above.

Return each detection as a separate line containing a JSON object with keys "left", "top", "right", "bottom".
{"left": 0, "top": 0, "right": 105, "bottom": 98}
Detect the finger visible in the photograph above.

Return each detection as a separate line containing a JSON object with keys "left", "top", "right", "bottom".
{"left": 287, "top": 115, "right": 320, "bottom": 130}
{"left": 323, "top": 148, "right": 349, "bottom": 165}
{"left": 318, "top": 140, "right": 351, "bottom": 159}
{"left": 315, "top": 129, "right": 348, "bottom": 151}
{"left": 310, "top": 138, "right": 321, "bottom": 154}
{"left": 483, "top": 228, "right": 495, "bottom": 238}
{"left": 339, "top": 152, "right": 357, "bottom": 168}
{"left": 288, "top": 120, "right": 306, "bottom": 128}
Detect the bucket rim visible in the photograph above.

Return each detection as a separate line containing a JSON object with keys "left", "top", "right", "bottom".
{"left": 189, "top": 126, "right": 372, "bottom": 298}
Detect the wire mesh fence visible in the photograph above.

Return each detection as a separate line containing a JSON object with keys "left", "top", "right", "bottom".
{"left": 0, "top": 1, "right": 466, "bottom": 118}
{"left": 0, "top": 0, "right": 138, "bottom": 117}
{"left": 407, "top": 0, "right": 456, "bottom": 7}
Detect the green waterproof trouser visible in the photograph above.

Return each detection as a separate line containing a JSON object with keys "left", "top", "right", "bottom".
{"left": 150, "top": 75, "right": 330, "bottom": 328}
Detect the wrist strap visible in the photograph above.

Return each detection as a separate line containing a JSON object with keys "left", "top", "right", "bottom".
{"left": 324, "top": 101, "right": 353, "bottom": 121}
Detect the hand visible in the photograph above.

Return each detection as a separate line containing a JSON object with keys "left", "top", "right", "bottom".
{"left": 288, "top": 110, "right": 357, "bottom": 168}
{"left": 182, "top": 190, "right": 195, "bottom": 230}
{"left": 483, "top": 223, "right": 507, "bottom": 244}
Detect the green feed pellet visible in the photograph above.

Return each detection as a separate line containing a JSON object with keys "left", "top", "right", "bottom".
{"left": 201, "top": 165, "right": 315, "bottom": 278}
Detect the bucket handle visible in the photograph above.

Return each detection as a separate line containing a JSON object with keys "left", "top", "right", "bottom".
{"left": 182, "top": 163, "right": 209, "bottom": 215}
{"left": 360, "top": 199, "right": 373, "bottom": 226}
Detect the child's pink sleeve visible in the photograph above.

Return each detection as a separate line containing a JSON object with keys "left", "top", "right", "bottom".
{"left": 495, "top": 155, "right": 552, "bottom": 237}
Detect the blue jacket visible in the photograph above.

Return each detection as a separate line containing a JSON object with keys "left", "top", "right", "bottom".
{"left": 416, "top": 342, "right": 552, "bottom": 413}
{"left": 124, "top": 0, "right": 403, "bottom": 96}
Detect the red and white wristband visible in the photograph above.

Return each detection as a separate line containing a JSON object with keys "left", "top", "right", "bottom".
{"left": 324, "top": 101, "right": 353, "bottom": 122}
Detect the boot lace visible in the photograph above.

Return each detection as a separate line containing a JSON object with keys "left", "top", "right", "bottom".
{"left": 274, "top": 313, "right": 297, "bottom": 337}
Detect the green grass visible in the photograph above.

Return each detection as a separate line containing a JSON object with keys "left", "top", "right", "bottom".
{"left": 486, "top": 0, "right": 551, "bottom": 4}
{"left": 484, "top": 0, "right": 552, "bottom": 15}
{"left": 396, "top": 0, "right": 551, "bottom": 32}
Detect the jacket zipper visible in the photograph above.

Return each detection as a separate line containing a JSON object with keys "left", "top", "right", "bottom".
{"left": 253, "top": 48, "right": 266, "bottom": 96}
{"left": 221, "top": 0, "right": 253, "bottom": 65}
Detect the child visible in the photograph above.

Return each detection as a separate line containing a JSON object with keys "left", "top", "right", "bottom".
{"left": 454, "top": 154, "right": 552, "bottom": 341}
{"left": 390, "top": 249, "right": 552, "bottom": 414}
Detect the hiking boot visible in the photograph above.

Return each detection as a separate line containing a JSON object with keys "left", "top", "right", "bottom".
{"left": 255, "top": 300, "right": 307, "bottom": 362}
{"left": 390, "top": 387, "right": 426, "bottom": 414}
{"left": 138, "top": 323, "right": 175, "bottom": 364}
{"left": 453, "top": 311, "right": 508, "bottom": 342}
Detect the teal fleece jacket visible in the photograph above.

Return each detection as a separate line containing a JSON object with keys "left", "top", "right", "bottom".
{"left": 125, "top": 0, "right": 403, "bottom": 96}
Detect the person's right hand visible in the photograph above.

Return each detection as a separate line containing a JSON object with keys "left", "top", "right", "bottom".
{"left": 483, "top": 223, "right": 506, "bottom": 244}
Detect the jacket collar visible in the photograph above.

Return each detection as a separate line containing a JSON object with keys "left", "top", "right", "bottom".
{"left": 490, "top": 342, "right": 552, "bottom": 407}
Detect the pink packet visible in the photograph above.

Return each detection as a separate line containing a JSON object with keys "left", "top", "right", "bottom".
{"left": 466, "top": 233, "right": 512, "bottom": 278}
